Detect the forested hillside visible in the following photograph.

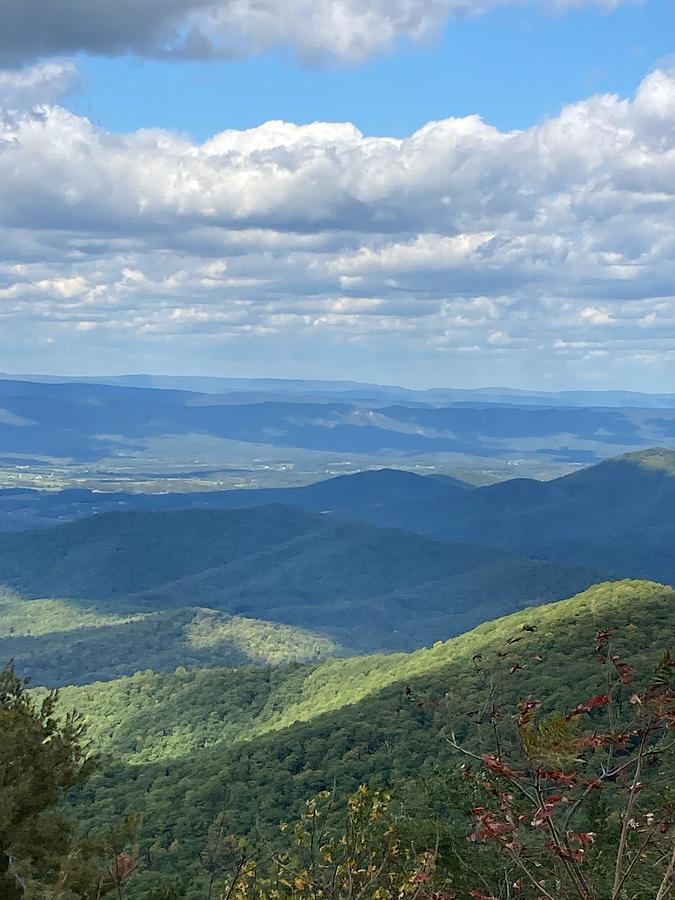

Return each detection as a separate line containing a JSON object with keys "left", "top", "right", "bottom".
{"left": 426, "top": 449, "right": 675, "bottom": 582}
{"left": 0, "top": 505, "right": 598, "bottom": 669}
{"left": 0, "top": 467, "right": 468, "bottom": 532}
{"left": 3, "top": 448, "right": 674, "bottom": 689}
{"left": 0, "top": 590, "right": 339, "bottom": 687}
{"left": 61, "top": 580, "right": 673, "bottom": 896}
{"left": 1, "top": 444, "right": 673, "bottom": 897}
{"left": 2, "top": 450, "right": 674, "bottom": 591}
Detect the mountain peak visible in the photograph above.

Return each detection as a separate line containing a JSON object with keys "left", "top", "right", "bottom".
{"left": 612, "top": 447, "right": 675, "bottom": 475}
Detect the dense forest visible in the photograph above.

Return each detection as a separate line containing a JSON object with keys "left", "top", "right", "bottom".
{"left": 0, "top": 503, "right": 599, "bottom": 665}
{"left": 0, "top": 591, "right": 340, "bottom": 687}
{"left": 3, "top": 580, "right": 673, "bottom": 897}
{"left": 1, "top": 449, "right": 673, "bottom": 898}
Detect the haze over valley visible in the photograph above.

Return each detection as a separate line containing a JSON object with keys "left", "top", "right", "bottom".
{"left": 0, "top": 374, "right": 673, "bottom": 898}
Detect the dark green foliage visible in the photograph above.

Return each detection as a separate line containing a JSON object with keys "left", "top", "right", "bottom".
{"left": 66, "top": 580, "right": 674, "bottom": 890}
{"left": 0, "top": 664, "right": 96, "bottom": 897}
{"left": 414, "top": 448, "right": 675, "bottom": 585}
{"left": 0, "top": 505, "right": 599, "bottom": 664}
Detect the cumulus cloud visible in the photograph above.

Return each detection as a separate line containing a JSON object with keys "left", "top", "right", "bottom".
{"left": 0, "top": 60, "right": 80, "bottom": 107}
{"left": 0, "top": 66, "right": 674, "bottom": 382}
{"left": 1, "top": 0, "right": 633, "bottom": 67}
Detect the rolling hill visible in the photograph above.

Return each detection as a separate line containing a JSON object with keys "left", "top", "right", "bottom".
{"left": 0, "top": 467, "right": 468, "bottom": 532}
{"left": 413, "top": 448, "right": 675, "bottom": 584}
{"left": 0, "top": 505, "right": 599, "bottom": 671}
{"left": 65, "top": 579, "right": 674, "bottom": 893}
{"left": 5, "top": 448, "right": 672, "bottom": 587}
{"left": 55, "top": 579, "right": 673, "bottom": 767}
{"left": 2, "top": 447, "right": 673, "bottom": 688}
{"left": 0, "top": 589, "right": 340, "bottom": 688}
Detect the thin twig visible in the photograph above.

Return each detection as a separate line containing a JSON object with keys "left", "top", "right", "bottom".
{"left": 655, "top": 839, "right": 675, "bottom": 900}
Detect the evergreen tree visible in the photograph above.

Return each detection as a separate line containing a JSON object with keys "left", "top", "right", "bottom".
{"left": 0, "top": 663, "right": 97, "bottom": 898}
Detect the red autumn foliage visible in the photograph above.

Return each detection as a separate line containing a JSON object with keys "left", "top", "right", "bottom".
{"left": 595, "top": 628, "right": 613, "bottom": 657}
{"left": 531, "top": 797, "right": 564, "bottom": 827}
{"left": 540, "top": 769, "right": 577, "bottom": 785}
{"left": 568, "top": 832, "right": 596, "bottom": 848}
{"left": 481, "top": 755, "right": 523, "bottom": 779}
{"left": 612, "top": 656, "right": 635, "bottom": 684}
{"left": 565, "top": 694, "right": 610, "bottom": 720}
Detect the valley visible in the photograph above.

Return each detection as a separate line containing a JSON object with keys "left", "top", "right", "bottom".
{"left": 2, "top": 377, "right": 675, "bottom": 498}
{"left": 0, "top": 380, "right": 673, "bottom": 899}
{"left": 5, "top": 7, "right": 675, "bottom": 893}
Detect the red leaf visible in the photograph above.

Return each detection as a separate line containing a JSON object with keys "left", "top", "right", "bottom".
{"left": 545, "top": 841, "right": 584, "bottom": 863}
{"left": 565, "top": 694, "right": 610, "bottom": 720}
{"left": 568, "top": 832, "right": 596, "bottom": 847}
{"left": 582, "top": 778, "right": 603, "bottom": 790}
{"left": 595, "top": 629, "right": 613, "bottom": 658}
{"left": 612, "top": 656, "right": 634, "bottom": 684}
{"left": 515, "top": 698, "right": 542, "bottom": 726}
{"left": 482, "top": 755, "right": 523, "bottom": 779}
{"left": 540, "top": 769, "right": 577, "bottom": 786}
{"left": 532, "top": 797, "right": 564, "bottom": 827}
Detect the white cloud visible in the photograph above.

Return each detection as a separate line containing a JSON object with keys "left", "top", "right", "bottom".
{"left": 580, "top": 306, "right": 615, "bottom": 325}
{"left": 0, "top": 67, "right": 674, "bottom": 382}
{"left": 0, "top": 60, "right": 79, "bottom": 107}
{"left": 486, "top": 330, "right": 514, "bottom": 345}
{"left": 0, "top": 1, "right": 636, "bottom": 67}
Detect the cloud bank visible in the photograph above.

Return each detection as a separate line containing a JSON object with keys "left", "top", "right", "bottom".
{"left": 0, "top": 64, "right": 673, "bottom": 383}
{"left": 1, "top": 0, "right": 633, "bottom": 66}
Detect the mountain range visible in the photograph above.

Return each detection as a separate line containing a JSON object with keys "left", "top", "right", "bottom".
{"left": 0, "top": 501, "right": 598, "bottom": 681}
{"left": 0, "top": 396, "right": 673, "bottom": 897}
{"left": 5, "top": 372, "right": 675, "bottom": 408}
{"left": 1, "top": 447, "right": 674, "bottom": 691}
{"left": 1, "top": 377, "right": 675, "bottom": 472}
{"left": 4, "top": 447, "right": 674, "bottom": 580}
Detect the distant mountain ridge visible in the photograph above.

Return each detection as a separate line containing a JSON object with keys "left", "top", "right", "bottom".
{"left": 0, "top": 377, "right": 674, "bottom": 467}
{"left": 419, "top": 448, "right": 675, "bottom": 583}
{"left": 0, "top": 467, "right": 467, "bottom": 532}
{"left": 4, "top": 372, "right": 675, "bottom": 407}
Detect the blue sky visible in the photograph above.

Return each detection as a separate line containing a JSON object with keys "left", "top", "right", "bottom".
{"left": 72, "top": 2, "right": 674, "bottom": 140}
{"left": 0, "top": 0, "right": 674, "bottom": 390}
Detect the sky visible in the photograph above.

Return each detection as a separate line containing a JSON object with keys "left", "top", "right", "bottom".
{"left": 1, "top": 1, "right": 674, "bottom": 389}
